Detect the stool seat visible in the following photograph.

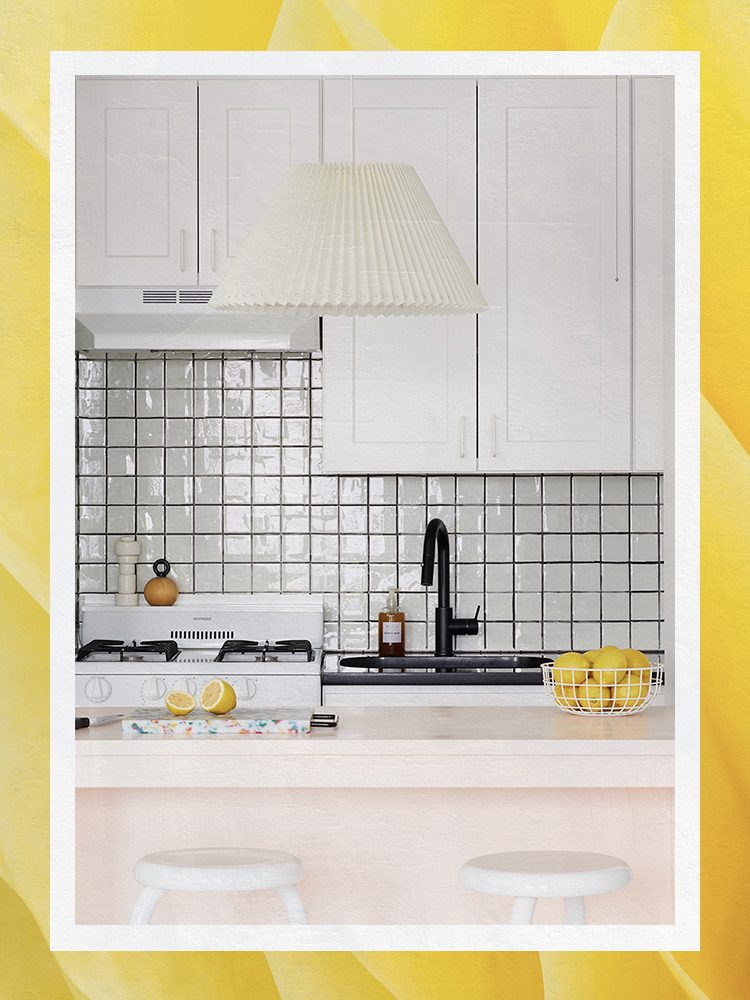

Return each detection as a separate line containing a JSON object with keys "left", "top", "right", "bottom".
{"left": 461, "top": 851, "right": 631, "bottom": 924}
{"left": 129, "top": 848, "right": 307, "bottom": 925}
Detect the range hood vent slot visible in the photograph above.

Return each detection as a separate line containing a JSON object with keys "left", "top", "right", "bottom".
{"left": 179, "top": 289, "right": 213, "bottom": 304}
{"left": 143, "top": 289, "right": 178, "bottom": 304}
{"left": 141, "top": 290, "right": 214, "bottom": 305}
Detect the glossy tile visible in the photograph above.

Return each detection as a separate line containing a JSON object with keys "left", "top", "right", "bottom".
{"left": 78, "top": 357, "right": 664, "bottom": 655}
{"left": 485, "top": 476, "right": 513, "bottom": 504}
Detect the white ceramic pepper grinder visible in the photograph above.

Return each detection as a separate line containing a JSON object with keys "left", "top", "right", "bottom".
{"left": 114, "top": 535, "right": 140, "bottom": 606}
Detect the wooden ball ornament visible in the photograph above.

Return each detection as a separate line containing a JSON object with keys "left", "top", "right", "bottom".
{"left": 143, "top": 559, "right": 179, "bottom": 606}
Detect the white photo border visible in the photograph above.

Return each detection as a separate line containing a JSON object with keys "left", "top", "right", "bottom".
{"left": 50, "top": 49, "right": 700, "bottom": 952}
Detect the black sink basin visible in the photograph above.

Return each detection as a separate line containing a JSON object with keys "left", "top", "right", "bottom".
{"left": 337, "top": 654, "right": 549, "bottom": 672}
{"left": 330, "top": 653, "right": 550, "bottom": 685}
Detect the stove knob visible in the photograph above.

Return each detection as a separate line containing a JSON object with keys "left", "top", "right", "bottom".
{"left": 170, "top": 677, "right": 197, "bottom": 696}
{"left": 84, "top": 676, "right": 112, "bottom": 704}
{"left": 140, "top": 677, "right": 167, "bottom": 702}
{"left": 235, "top": 677, "right": 257, "bottom": 701}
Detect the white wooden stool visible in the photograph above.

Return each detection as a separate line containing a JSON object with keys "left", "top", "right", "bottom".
{"left": 460, "top": 851, "right": 631, "bottom": 924}
{"left": 129, "top": 848, "right": 308, "bottom": 925}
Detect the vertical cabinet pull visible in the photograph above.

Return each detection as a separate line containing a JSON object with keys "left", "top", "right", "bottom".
{"left": 180, "top": 229, "right": 186, "bottom": 272}
{"left": 460, "top": 416, "right": 467, "bottom": 459}
{"left": 211, "top": 229, "right": 217, "bottom": 272}
{"left": 491, "top": 415, "right": 498, "bottom": 458}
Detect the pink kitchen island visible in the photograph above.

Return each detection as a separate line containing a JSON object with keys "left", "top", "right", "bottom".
{"left": 75, "top": 706, "right": 675, "bottom": 927}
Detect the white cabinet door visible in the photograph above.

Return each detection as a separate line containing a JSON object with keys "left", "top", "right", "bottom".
{"left": 198, "top": 78, "right": 321, "bottom": 283}
{"left": 632, "top": 76, "right": 672, "bottom": 473}
{"left": 322, "top": 78, "right": 478, "bottom": 474}
{"left": 76, "top": 79, "right": 198, "bottom": 286}
{"left": 478, "top": 77, "right": 632, "bottom": 472}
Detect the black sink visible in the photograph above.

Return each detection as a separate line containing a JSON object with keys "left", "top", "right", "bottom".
{"left": 331, "top": 653, "right": 550, "bottom": 685}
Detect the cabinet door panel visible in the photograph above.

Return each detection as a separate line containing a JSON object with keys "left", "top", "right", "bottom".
{"left": 76, "top": 79, "right": 197, "bottom": 286}
{"left": 479, "top": 78, "right": 632, "bottom": 471}
{"left": 632, "top": 76, "right": 672, "bottom": 472}
{"left": 324, "top": 315, "right": 476, "bottom": 473}
{"left": 322, "top": 77, "right": 477, "bottom": 473}
{"left": 199, "top": 79, "right": 320, "bottom": 282}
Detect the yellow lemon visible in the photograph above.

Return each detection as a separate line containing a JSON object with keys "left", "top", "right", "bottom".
{"left": 553, "top": 683, "right": 578, "bottom": 707}
{"left": 552, "top": 651, "right": 588, "bottom": 686}
{"left": 199, "top": 678, "right": 237, "bottom": 715}
{"left": 583, "top": 649, "right": 600, "bottom": 665}
{"left": 589, "top": 645, "right": 627, "bottom": 685}
{"left": 623, "top": 648, "right": 651, "bottom": 671}
{"left": 613, "top": 671, "right": 651, "bottom": 708}
{"left": 592, "top": 644, "right": 620, "bottom": 659}
{"left": 165, "top": 690, "right": 196, "bottom": 716}
{"left": 574, "top": 679, "right": 613, "bottom": 712}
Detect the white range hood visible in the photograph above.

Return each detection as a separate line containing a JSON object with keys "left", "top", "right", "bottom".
{"left": 75, "top": 287, "right": 321, "bottom": 351}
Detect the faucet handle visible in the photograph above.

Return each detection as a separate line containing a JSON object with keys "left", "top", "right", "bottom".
{"left": 449, "top": 607, "right": 480, "bottom": 637}
{"left": 474, "top": 605, "right": 481, "bottom": 620}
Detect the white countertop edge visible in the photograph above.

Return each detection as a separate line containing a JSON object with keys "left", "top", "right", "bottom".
{"left": 75, "top": 739, "right": 675, "bottom": 757}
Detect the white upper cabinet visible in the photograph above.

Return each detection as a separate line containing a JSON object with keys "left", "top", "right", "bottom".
{"left": 321, "top": 78, "right": 478, "bottom": 474}
{"left": 198, "top": 79, "right": 320, "bottom": 283}
{"left": 76, "top": 78, "right": 320, "bottom": 288}
{"left": 76, "top": 79, "right": 198, "bottom": 286}
{"left": 632, "top": 76, "right": 672, "bottom": 473}
{"left": 478, "top": 77, "right": 632, "bottom": 472}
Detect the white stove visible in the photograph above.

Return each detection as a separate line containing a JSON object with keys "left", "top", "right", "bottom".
{"left": 75, "top": 594, "right": 323, "bottom": 707}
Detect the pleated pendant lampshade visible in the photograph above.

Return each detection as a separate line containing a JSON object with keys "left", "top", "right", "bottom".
{"left": 210, "top": 162, "right": 488, "bottom": 317}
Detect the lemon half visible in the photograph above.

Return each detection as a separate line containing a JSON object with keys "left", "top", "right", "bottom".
{"left": 165, "top": 690, "right": 197, "bottom": 716}
{"left": 200, "top": 678, "right": 237, "bottom": 715}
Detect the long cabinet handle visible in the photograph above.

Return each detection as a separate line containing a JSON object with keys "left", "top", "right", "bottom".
{"left": 460, "top": 416, "right": 467, "bottom": 459}
{"left": 211, "top": 229, "right": 217, "bottom": 272}
{"left": 492, "top": 414, "right": 498, "bottom": 458}
{"left": 180, "top": 229, "right": 186, "bottom": 272}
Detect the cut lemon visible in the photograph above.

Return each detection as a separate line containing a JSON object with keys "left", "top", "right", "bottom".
{"left": 165, "top": 690, "right": 196, "bottom": 716}
{"left": 199, "top": 678, "right": 237, "bottom": 715}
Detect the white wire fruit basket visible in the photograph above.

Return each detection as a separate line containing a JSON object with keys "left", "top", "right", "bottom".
{"left": 542, "top": 662, "right": 664, "bottom": 716}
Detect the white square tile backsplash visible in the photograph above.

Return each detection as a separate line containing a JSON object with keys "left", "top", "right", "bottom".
{"left": 76, "top": 351, "right": 664, "bottom": 656}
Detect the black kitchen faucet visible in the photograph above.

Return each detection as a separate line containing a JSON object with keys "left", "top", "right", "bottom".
{"left": 420, "top": 518, "right": 480, "bottom": 657}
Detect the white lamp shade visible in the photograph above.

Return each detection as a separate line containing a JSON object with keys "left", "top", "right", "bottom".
{"left": 210, "top": 162, "right": 488, "bottom": 317}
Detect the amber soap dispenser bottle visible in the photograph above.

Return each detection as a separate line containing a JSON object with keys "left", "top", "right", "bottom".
{"left": 378, "top": 589, "right": 406, "bottom": 657}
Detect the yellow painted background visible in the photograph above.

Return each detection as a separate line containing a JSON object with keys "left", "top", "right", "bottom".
{"left": 1, "top": 0, "right": 747, "bottom": 995}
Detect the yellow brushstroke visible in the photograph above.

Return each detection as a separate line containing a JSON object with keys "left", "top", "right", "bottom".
{"left": 0, "top": 110, "right": 50, "bottom": 612}
{"left": 55, "top": 952, "right": 282, "bottom": 1000}
{"left": 269, "top": 0, "right": 397, "bottom": 49}
{"left": 0, "top": 876, "right": 76, "bottom": 1000}
{"left": 601, "top": 0, "right": 750, "bottom": 458}
{"left": 659, "top": 952, "right": 711, "bottom": 1000}
{"left": 353, "top": 951, "right": 545, "bottom": 1000}
{"left": 0, "top": 563, "right": 50, "bottom": 933}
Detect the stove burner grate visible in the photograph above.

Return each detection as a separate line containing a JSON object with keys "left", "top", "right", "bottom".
{"left": 76, "top": 639, "right": 181, "bottom": 662}
{"left": 215, "top": 639, "right": 314, "bottom": 662}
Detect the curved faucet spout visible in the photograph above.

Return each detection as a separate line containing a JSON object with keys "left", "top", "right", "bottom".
{"left": 421, "top": 518, "right": 451, "bottom": 609}
{"left": 422, "top": 517, "right": 480, "bottom": 658}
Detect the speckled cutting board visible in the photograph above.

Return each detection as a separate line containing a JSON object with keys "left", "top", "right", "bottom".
{"left": 122, "top": 708, "right": 312, "bottom": 734}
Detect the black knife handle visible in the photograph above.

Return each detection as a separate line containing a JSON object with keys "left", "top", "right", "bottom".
{"left": 75, "top": 717, "right": 90, "bottom": 730}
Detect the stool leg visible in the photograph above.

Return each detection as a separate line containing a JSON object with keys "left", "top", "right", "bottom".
{"left": 510, "top": 896, "right": 537, "bottom": 924}
{"left": 563, "top": 896, "right": 587, "bottom": 925}
{"left": 274, "top": 884, "right": 308, "bottom": 925}
{"left": 129, "top": 886, "right": 169, "bottom": 925}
